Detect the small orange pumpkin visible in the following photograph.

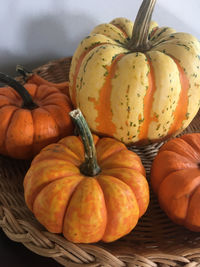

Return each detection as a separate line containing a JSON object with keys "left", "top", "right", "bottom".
{"left": 151, "top": 133, "right": 200, "bottom": 231}
{"left": 24, "top": 109, "right": 149, "bottom": 243}
{"left": 0, "top": 71, "right": 73, "bottom": 159}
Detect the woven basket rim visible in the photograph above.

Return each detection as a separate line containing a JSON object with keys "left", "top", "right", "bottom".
{"left": 1, "top": 56, "right": 200, "bottom": 267}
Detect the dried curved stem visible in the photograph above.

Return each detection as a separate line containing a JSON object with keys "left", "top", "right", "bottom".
{"left": 69, "top": 109, "right": 101, "bottom": 177}
{"left": 127, "top": 0, "right": 156, "bottom": 51}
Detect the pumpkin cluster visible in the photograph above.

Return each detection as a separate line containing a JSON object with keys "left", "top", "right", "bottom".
{"left": 1, "top": 0, "right": 200, "bottom": 244}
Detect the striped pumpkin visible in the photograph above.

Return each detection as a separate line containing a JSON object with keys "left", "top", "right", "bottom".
{"left": 69, "top": 0, "right": 200, "bottom": 145}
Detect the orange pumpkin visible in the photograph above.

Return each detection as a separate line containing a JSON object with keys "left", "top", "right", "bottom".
{"left": 0, "top": 71, "right": 73, "bottom": 159}
{"left": 24, "top": 109, "right": 149, "bottom": 243}
{"left": 151, "top": 133, "right": 200, "bottom": 231}
{"left": 16, "top": 65, "right": 70, "bottom": 97}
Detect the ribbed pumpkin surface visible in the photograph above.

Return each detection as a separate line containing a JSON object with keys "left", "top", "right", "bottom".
{"left": 24, "top": 134, "right": 149, "bottom": 243}
{"left": 0, "top": 83, "right": 73, "bottom": 159}
{"left": 69, "top": 17, "right": 200, "bottom": 145}
{"left": 151, "top": 133, "right": 200, "bottom": 231}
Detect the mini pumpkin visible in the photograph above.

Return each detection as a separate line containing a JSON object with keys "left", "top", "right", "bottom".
{"left": 151, "top": 133, "right": 200, "bottom": 231}
{"left": 0, "top": 71, "right": 73, "bottom": 159}
{"left": 24, "top": 109, "right": 149, "bottom": 243}
{"left": 69, "top": 0, "right": 200, "bottom": 145}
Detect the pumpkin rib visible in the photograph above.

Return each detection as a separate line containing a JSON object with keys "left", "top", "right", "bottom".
{"left": 150, "top": 28, "right": 176, "bottom": 46}
{"left": 58, "top": 136, "right": 85, "bottom": 163}
{"left": 100, "top": 167, "right": 149, "bottom": 217}
{"left": 185, "top": 183, "right": 200, "bottom": 224}
{"left": 158, "top": 169, "right": 200, "bottom": 225}
{"left": 97, "top": 175, "right": 139, "bottom": 242}
{"left": 159, "top": 137, "right": 200, "bottom": 162}
{"left": 96, "top": 138, "right": 127, "bottom": 164}
{"left": 34, "top": 84, "right": 60, "bottom": 100}
{"left": 110, "top": 23, "right": 129, "bottom": 38}
{"left": 31, "top": 107, "right": 59, "bottom": 136}
{"left": 152, "top": 33, "right": 198, "bottom": 52}
{"left": 181, "top": 134, "right": 200, "bottom": 155}
{"left": 32, "top": 143, "right": 82, "bottom": 167}
{"left": 166, "top": 56, "right": 189, "bottom": 136}
{"left": 40, "top": 97, "right": 71, "bottom": 108}
{"left": 0, "top": 106, "right": 19, "bottom": 155}
{"left": 147, "top": 49, "right": 190, "bottom": 138}
{"left": 98, "top": 147, "right": 140, "bottom": 167}
{"left": 0, "top": 103, "right": 18, "bottom": 109}
{"left": 37, "top": 91, "right": 66, "bottom": 103}
{"left": 185, "top": 184, "right": 200, "bottom": 231}
{"left": 30, "top": 174, "right": 83, "bottom": 212}
{"left": 24, "top": 159, "right": 80, "bottom": 211}
{"left": 4, "top": 107, "right": 25, "bottom": 154}
{"left": 63, "top": 177, "right": 107, "bottom": 243}
{"left": 26, "top": 73, "right": 70, "bottom": 95}
{"left": 0, "top": 87, "right": 22, "bottom": 100}
{"left": 70, "top": 41, "right": 114, "bottom": 106}
{"left": 33, "top": 175, "right": 84, "bottom": 233}
{"left": 148, "top": 26, "right": 159, "bottom": 40}
{"left": 151, "top": 149, "right": 198, "bottom": 194}
{"left": 0, "top": 94, "right": 20, "bottom": 103}
{"left": 91, "top": 24, "right": 128, "bottom": 44}
{"left": 38, "top": 104, "right": 72, "bottom": 137}
{"left": 88, "top": 53, "right": 126, "bottom": 136}
{"left": 100, "top": 149, "right": 145, "bottom": 175}
{"left": 137, "top": 54, "right": 156, "bottom": 142}
{"left": 6, "top": 109, "right": 35, "bottom": 158}
{"left": 39, "top": 95, "right": 69, "bottom": 105}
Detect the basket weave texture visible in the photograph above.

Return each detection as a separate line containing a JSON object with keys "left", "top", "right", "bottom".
{"left": 1, "top": 57, "right": 200, "bottom": 267}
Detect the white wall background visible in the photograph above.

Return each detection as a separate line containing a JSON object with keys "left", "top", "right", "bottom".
{"left": 0, "top": 0, "right": 200, "bottom": 75}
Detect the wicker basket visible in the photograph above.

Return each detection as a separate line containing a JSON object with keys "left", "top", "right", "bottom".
{"left": 1, "top": 57, "right": 200, "bottom": 267}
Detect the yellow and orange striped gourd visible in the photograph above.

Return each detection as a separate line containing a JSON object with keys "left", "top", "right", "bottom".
{"left": 69, "top": 0, "right": 200, "bottom": 145}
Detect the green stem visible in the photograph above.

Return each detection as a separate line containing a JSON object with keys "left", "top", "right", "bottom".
{"left": 0, "top": 72, "right": 38, "bottom": 109}
{"left": 127, "top": 0, "right": 156, "bottom": 51}
{"left": 69, "top": 109, "right": 101, "bottom": 177}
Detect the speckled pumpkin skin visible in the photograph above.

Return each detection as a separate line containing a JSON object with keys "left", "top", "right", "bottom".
{"left": 24, "top": 135, "right": 149, "bottom": 243}
{"left": 69, "top": 17, "right": 200, "bottom": 145}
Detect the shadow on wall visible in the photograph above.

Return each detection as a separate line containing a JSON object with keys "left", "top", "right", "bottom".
{"left": 0, "top": 10, "right": 96, "bottom": 76}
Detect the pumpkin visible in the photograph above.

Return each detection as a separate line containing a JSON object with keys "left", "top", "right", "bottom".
{"left": 23, "top": 109, "right": 149, "bottom": 243}
{"left": 0, "top": 71, "right": 73, "bottom": 159}
{"left": 69, "top": 0, "right": 200, "bottom": 145}
{"left": 16, "top": 65, "right": 70, "bottom": 97}
{"left": 151, "top": 133, "right": 200, "bottom": 231}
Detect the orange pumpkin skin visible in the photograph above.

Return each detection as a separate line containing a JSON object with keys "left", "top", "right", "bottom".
{"left": 24, "top": 135, "right": 149, "bottom": 243}
{"left": 151, "top": 133, "right": 200, "bottom": 231}
{"left": 0, "top": 83, "right": 73, "bottom": 159}
{"left": 26, "top": 73, "right": 70, "bottom": 97}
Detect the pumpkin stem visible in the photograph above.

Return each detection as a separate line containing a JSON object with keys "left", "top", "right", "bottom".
{"left": 127, "top": 0, "right": 156, "bottom": 51}
{"left": 69, "top": 109, "right": 101, "bottom": 177}
{"left": 0, "top": 72, "right": 38, "bottom": 109}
